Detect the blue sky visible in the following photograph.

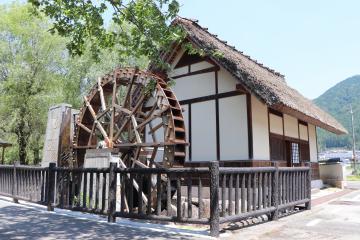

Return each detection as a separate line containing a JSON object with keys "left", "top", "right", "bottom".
{"left": 1, "top": 0, "right": 359, "bottom": 99}
{"left": 178, "top": 0, "right": 360, "bottom": 99}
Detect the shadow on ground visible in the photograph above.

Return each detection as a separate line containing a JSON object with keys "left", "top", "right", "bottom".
{"left": 0, "top": 204, "right": 196, "bottom": 240}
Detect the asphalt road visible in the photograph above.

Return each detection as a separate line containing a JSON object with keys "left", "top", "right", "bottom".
{"left": 0, "top": 198, "right": 204, "bottom": 240}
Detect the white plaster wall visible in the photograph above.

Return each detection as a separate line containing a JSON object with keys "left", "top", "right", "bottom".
{"left": 218, "top": 66, "right": 237, "bottom": 93}
{"left": 299, "top": 124, "right": 309, "bottom": 141}
{"left": 190, "top": 61, "right": 213, "bottom": 72}
{"left": 308, "top": 124, "right": 318, "bottom": 162}
{"left": 219, "top": 95, "right": 248, "bottom": 160}
{"left": 269, "top": 113, "right": 283, "bottom": 135}
{"left": 284, "top": 114, "right": 299, "bottom": 139}
{"left": 191, "top": 100, "right": 217, "bottom": 161}
{"left": 251, "top": 96, "right": 270, "bottom": 160}
{"left": 171, "top": 66, "right": 188, "bottom": 77}
{"left": 181, "top": 104, "right": 190, "bottom": 161}
{"left": 172, "top": 72, "right": 215, "bottom": 101}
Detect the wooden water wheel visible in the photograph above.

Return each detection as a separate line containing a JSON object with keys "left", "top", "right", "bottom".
{"left": 73, "top": 67, "right": 187, "bottom": 169}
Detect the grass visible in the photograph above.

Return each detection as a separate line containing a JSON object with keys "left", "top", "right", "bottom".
{"left": 346, "top": 175, "right": 360, "bottom": 181}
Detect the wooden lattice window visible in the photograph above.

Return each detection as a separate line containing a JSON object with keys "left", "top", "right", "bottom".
{"left": 291, "top": 143, "right": 300, "bottom": 164}
{"left": 270, "top": 134, "right": 285, "bottom": 161}
{"left": 300, "top": 142, "right": 310, "bottom": 162}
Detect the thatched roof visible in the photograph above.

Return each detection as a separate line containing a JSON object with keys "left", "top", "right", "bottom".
{"left": 169, "top": 17, "right": 347, "bottom": 135}
{"left": 0, "top": 138, "right": 12, "bottom": 147}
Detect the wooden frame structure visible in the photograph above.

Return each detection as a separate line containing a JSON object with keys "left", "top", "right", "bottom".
{"left": 0, "top": 139, "right": 12, "bottom": 165}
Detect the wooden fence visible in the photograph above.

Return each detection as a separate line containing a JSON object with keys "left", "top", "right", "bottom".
{"left": 0, "top": 162, "right": 311, "bottom": 237}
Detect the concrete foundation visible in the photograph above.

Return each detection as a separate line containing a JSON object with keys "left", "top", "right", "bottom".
{"left": 319, "top": 163, "right": 347, "bottom": 189}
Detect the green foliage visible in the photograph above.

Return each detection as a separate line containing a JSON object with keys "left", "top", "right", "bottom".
{"left": 143, "top": 78, "right": 157, "bottom": 96}
{"left": 0, "top": 3, "right": 149, "bottom": 165}
{"left": 314, "top": 75, "right": 360, "bottom": 150}
{"left": 29, "top": 0, "right": 184, "bottom": 68}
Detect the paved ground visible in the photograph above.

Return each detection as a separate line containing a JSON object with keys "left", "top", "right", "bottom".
{"left": 0, "top": 198, "right": 205, "bottom": 240}
{"left": 346, "top": 181, "right": 360, "bottom": 190}
{"left": 1, "top": 187, "right": 360, "bottom": 239}
{"left": 223, "top": 189, "right": 360, "bottom": 240}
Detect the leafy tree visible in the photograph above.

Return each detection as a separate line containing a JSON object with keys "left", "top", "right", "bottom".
{"left": 29, "top": 0, "right": 183, "bottom": 68}
{"left": 0, "top": 3, "right": 151, "bottom": 164}
{"left": 0, "top": 3, "right": 65, "bottom": 164}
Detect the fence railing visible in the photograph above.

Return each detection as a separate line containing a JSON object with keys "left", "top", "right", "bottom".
{"left": 0, "top": 164, "right": 48, "bottom": 204}
{"left": 0, "top": 162, "right": 311, "bottom": 237}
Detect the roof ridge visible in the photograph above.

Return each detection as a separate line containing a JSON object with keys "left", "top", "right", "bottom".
{"left": 175, "top": 16, "right": 285, "bottom": 78}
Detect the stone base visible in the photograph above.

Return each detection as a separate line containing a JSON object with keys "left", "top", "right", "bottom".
{"left": 84, "top": 149, "right": 119, "bottom": 168}
{"left": 311, "top": 179, "right": 324, "bottom": 189}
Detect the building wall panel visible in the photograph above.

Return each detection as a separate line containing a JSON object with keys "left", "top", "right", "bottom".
{"left": 251, "top": 96, "right": 270, "bottom": 160}
{"left": 190, "top": 61, "right": 213, "bottom": 72}
{"left": 269, "top": 113, "right": 283, "bottom": 135}
{"left": 191, "top": 100, "right": 217, "bottom": 161}
{"left": 219, "top": 95, "right": 248, "bottom": 160}
{"left": 308, "top": 124, "right": 318, "bottom": 162}
{"left": 218, "top": 67, "right": 237, "bottom": 93}
{"left": 172, "top": 72, "right": 215, "bottom": 101}
{"left": 299, "top": 124, "right": 309, "bottom": 141}
{"left": 284, "top": 114, "right": 299, "bottom": 139}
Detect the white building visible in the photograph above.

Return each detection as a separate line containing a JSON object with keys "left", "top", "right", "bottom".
{"left": 156, "top": 17, "right": 347, "bottom": 182}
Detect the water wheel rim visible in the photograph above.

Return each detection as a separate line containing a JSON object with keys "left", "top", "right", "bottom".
{"left": 73, "top": 67, "right": 187, "bottom": 169}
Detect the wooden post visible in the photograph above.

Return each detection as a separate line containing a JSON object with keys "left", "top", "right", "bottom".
{"left": 305, "top": 162, "right": 312, "bottom": 210}
{"left": 12, "top": 161, "right": 19, "bottom": 203}
{"left": 270, "top": 162, "right": 279, "bottom": 220}
{"left": 209, "top": 161, "right": 220, "bottom": 237}
{"left": 47, "top": 163, "right": 56, "bottom": 211}
{"left": 108, "top": 162, "right": 117, "bottom": 223}
{"left": 1, "top": 147, "right": 5, "bottom": 165}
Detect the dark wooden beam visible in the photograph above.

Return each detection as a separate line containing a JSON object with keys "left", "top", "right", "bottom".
{"left": 246, "top": 93, "right": 253, "bottom": 159}
{"left": 179, "top": 90, "right": 244, "bottom": 105}
{"left": 172, "top": 66, "right": 220, "bottom": 79}
{"left": 215, "top": 71, "right": 220, "bottom": 160}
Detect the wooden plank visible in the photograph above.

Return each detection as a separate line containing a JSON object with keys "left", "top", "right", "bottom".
{"left": 235, "top": 174, "right": 239, "bottom": 214}
{"left": 247, "top": 173, "right": 251, "bottom": 212}
{"left": 167, "top": 174, "right": 171, "bottom": 217}
{"left": 138, "top": 174, "right": 143, "bottom": 214}
{"left": 187, "top": 177, "right": 192, "bottom": 218}
{"left": 228, "top": 174, "right": 233, "bottom": 215}
{"left": 253, "top": 172, "right": 257, "bottom": 211}
{"left": 83, "top": 172, "right": 87, "bottom": 208}
{"left": 198, "top": 177, "right": 203, "bottom": 219}
{"left": 241, "top": 174, "right": 245, "bottom": 213}
{"left": 222, "top": 174, "right": 226, "bottom": 216}
{"left": 95, "top": 172, "right": 100, "bottom": 210}
{"left": 156, "top": 174, "right": 161, "bottom": 216}
{"left": 101, "top": 172, "right": 107, "bottom": 213}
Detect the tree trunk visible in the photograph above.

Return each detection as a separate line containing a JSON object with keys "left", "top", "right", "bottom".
{"left": 15, "top": 108, "right": 30, "bottom": 165}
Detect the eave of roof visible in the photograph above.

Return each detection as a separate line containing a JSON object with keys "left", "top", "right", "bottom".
{"left": 171, "top": 17, "right": 347, "bottom": 135}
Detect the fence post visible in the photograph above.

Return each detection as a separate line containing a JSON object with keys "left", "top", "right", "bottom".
{"left": 108, "top": 162, "right": 117, "bottom": 223}
{"left": 47, "top": 162, "right": 56, "bottom": 211}
{"left": 209, "top": 161, "right": 219, "bottom": 237}
{"left": 12, "top": 161, "right": 19, "bottom": 203}
{"left": 270, "top": 162, "right": 279, "bottom": 220}
{"left": 305, "top": 162, "right": 312, "bottom": 210}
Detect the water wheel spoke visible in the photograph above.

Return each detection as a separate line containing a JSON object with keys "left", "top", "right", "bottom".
{"left": 75, "top": 68, "right": 187, "bottom": 212}
{"left": 98, "top": 77, "right": 107, "bottom": 111}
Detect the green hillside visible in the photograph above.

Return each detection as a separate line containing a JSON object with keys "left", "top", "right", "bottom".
{"left": 314, "top": 75, "right": 360, "bottom": 151}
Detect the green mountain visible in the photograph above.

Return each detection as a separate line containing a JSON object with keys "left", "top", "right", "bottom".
{"left": 314, "top": 75, "right": 360, "bottom": 151}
